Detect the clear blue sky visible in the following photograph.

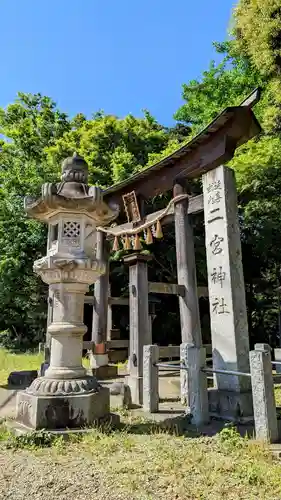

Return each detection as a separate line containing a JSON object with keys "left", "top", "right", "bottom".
{"left": 0, "top": 0, "right": 235, "bottom": 125}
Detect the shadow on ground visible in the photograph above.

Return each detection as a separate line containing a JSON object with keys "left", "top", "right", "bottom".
{"left": 103, "top": 414, "right": 256, "bottom": 439}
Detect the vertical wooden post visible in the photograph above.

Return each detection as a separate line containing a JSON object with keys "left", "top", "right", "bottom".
{"left": 46, "top": 290, "right": 53, "bottom": 345}
{"left": 39, "top": 290, "right": 53, "bottom": 375}
{"left": 91, "top": 231, "right": 117, "bottom": 378}
{"left": 106, "top": 284, "right": 113, "bottom": 341}
{"left": 173, "top": 179, "right": 202, "bottom": 347}
{"left": 181, "top": 343, "right": 209, "bottom": 426}
{"left": 124, "top": 253, "right": 152, "bottom": 405}
{"left": 174, "top": 180, "right": 202, "bottom": 405}
{"left": 92, "top": 231, "right": 108, "bottom": 346}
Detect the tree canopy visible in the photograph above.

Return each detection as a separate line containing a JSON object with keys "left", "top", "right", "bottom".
{"left": 1, "top": 0, "right": 281, "bottom": 349}
{"left": 0, "top": 94, "right": 185, "bottom": 348}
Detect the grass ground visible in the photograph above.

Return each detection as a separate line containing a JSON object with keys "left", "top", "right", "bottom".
{"left": 0, "top": 349, "right": 43, "bottom": 385}
{"left": 1, "top": 348, "right": 281, "bottom": 498}
{"left": 0, "top": 348, "right": 92, "bottom": 385}
{"left": 1, "top": 347, "right": 281, "bottom": 402}
{"left": 0, "top": 414, "right": 281, "bottom": 500}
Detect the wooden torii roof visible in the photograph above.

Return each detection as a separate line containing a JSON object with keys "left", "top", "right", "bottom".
{"left": 103, "top": 89, "right": 261, "bottom": 214}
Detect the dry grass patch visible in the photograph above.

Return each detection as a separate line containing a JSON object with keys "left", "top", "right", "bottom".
{"left": 0, "top": 349, "right": 43, "bottom": 385}
{"left": 0, "top": 348, "right": 92, "bottom": 385}
{"left": 0, "top": 415, "right": 281, "bottom": 500}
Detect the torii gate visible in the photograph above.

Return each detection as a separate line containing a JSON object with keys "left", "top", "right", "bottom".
{"left": 91, "top": 89, "right": 261, "bottom": 417}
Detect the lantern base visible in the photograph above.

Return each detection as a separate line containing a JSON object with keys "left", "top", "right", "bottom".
{"left": 15, "top": 385, "right": 110, "bottom": 430}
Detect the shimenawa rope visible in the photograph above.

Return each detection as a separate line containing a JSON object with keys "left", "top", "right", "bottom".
{"left": 96, "top": 193, "right": 189, "bottom": 237}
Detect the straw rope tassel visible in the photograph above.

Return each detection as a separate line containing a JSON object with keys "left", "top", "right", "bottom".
{"left": 156, "top": 220, "right": 163, "bottom": 239}
{"left": 146, "top": 226, "right": 153, "bottom": 245}
{"left": 124, "top": 235, "right": 131, "bottom": 250}
{"left": 113, "top": 236, "right": 119, "bottom": 252}
{"left": 133, "top": 233, "right": 142, "bottom": 250}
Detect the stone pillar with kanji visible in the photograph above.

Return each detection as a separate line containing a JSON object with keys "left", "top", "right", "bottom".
{"left": 203, "top": 165, "right": 253, "bottom": 421}
{"left": 15, "top": 153, "right": 119, "bottom": 431}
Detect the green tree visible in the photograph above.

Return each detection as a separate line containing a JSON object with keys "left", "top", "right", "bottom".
{"left": 173, "top": 0, "right": 281, "bottom": 345}
{"left": 0, "top": 93, "right": 71, "bottom": 349}
{"left": 46, "top": 112, "right": 178, "bottom": 186}
{"left": 232, "top": 0, "right": 281, "bottom": 133}
{"left": 0, "top": 93, "right": 181, "bottom": 349}
{"left": 174, "top": 43, "right": 265, "bottom": 133}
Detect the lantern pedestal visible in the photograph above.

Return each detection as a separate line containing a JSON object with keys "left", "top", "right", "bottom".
{"left": 16, "top": 271, "right": 112, "bottom": 430}
{"left": 16, "top": 384, "right": 110, "bottom": 431}
{"left": 15, "top": 153, "right": 120, "bottom": 432}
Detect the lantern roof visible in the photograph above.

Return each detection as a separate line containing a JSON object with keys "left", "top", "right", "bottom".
{"left": 24, "top": 153, "right": 119, "bottom": 225}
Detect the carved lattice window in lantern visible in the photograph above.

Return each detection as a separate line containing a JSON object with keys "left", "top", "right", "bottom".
{"left": 63, "top": 221, "right": 81, "bottom": 238}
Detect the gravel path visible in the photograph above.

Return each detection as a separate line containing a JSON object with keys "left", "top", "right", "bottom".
{"left": 0, "top": 450, "right": 118, "bottom": 500}
{"left": 1, "top": 423, "right": 281, "bottom": 500}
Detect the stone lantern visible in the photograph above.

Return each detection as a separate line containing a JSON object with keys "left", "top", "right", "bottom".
{"left": 15, "top": 153, "right": 119, "bottom": 431}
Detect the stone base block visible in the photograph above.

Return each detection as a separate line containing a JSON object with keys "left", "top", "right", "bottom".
{"left": 89, "top": 365, "right": 118, "bottom": 380}
{"left": 125, "top": 375, "right": 142, "bottom": 406}
{"left": 208, "top": 388, "right": 253, "bottom": 422}
{"left": 8, "top": 370, "right": 38, "bottom": 387}
{"left": 108, "top": 350, "right": 128, "bottom": 364}
{"left": 15, "top": 386, "right": 110, "bottom": 430}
